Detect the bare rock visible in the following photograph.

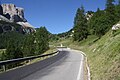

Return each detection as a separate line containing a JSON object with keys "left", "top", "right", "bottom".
{"left": 0, "top": 15, "right": 11, "bottom": 22}
{"left": 17, "top": 22, "right": 35, "bottom": 33}
{"left": 1, "top": 4, "right": 27, "bottom": 22}
{"left": 0, "top": 4, "right": 35, "bottom": 34}
{"left": 112, "top": 24, "right": 120, "bottom": 30}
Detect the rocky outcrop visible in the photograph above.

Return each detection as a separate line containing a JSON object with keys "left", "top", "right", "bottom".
{"left": 0, "top": 4, "right": 35, "bottom": 34}
{"left": 17, "top": 22, "right": 35, "bottom": 33}
{"left": 112, "top": 24, "right": 120, "bottom": 30}
{"left": 1, "top": 4, "right": 26, "bottom": 22}
{"left": 86, "top": 13, "right": 93, "bottom": 20}
{"left": 0, "top": 15, "right": 11, "bottom": 22}
{"left": 0, "top": 20, "right": 24, "bottom": 34}
{"left": 85, "top": 11, "right": 94, "bottom": 20}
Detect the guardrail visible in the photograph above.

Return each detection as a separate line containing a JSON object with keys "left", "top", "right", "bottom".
{"left": 0, "top": 50, "right": 59, "bottom": 72}
{"left": 56, "top": 46, "right": 67, "bottom": 48}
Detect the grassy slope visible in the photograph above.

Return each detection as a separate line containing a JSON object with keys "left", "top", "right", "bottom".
{"left": 51, "top": 30, "right": 120, "bottom": 80}
{"left": 80, "top": 30, "right": 120, "bottom": 80}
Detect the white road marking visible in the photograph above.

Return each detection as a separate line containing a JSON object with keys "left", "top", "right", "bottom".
{"left": 77, "top": 54, "right": 83, "bottom": 80}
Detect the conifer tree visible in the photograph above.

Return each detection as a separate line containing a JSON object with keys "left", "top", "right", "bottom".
{"left": 73, "top": 6, "right": 88, "bottom": 41}
{"left": 35, "top": 27, "right": 49, "bottom": 54}
{"left": 115, "top": 0, "right": 120, "bottom": 21}
{"left": 1, "top": 32, "right": 24, "bottom": 60}
{"left": 106, "top": 0, "right": 116, "bottom": 24}
{"left": 22, "top": 33, "right": 35, "bottom": 57}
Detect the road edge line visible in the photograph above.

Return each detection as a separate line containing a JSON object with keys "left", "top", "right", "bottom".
{"left": 69, "top": 48, "right": 90, "bottom": 80}
{"left": 76, "top": 53, "right": 83, "bottom": 80}
{"left": 80, "top": 51, "right": 90, "bottom": 80}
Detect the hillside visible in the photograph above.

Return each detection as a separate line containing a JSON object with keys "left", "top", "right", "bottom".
{"left": 77, "top": 30, "right": 120, "bottom": 80}
{"left": 50, "top": 29, "right": 120, "bottom": 80}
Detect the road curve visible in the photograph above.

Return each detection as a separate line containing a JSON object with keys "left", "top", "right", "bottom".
{"left": 21, "top": 49, "right": 84, "bottom": 80}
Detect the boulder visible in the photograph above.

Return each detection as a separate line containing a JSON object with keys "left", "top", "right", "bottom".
{"left": 112, "top": 24, "right": 120, "bottom": 30}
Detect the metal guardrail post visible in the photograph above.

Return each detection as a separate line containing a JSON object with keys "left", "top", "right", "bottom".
{"left": 28, "top": 60, "right": 31, "bottom": 64}
{"left": 2, "top": 65, "right": 6, "bottom": 72}
{"left": 0, "top": 50, "right": 59, "bottom": 72}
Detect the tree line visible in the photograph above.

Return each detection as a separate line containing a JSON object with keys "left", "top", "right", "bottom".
{"left": 73, "top": 0, "right": 120, "bottom": 41}
{"left": 0, "top": 26, "right": 49, "bottom": 61}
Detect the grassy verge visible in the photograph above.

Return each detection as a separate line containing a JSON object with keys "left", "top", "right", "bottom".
{"left": 51, "top": 30, "right": 120, "bottom": 80}
{"left": 31, "top": 46, "right": 57, "bottom": 63}
{"left": 0, "top": 47, "right": 58, "bottom": 73}
{"left": 0, "top": 49, "right": 6, "bottom": 60}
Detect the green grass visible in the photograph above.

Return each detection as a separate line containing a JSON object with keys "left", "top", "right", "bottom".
{"left": 51, "top": 30, "right": 120, "bottom": 80}
{"left": 30, "top": 46, "right": 58, "bottom": 64}
{"left": 82, "top": 30, "right": 120, "bottom": 80}
{"left": 0, "top": 49, "right": 6, "bottom": 60}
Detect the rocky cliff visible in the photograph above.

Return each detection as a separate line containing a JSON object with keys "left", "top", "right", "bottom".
{"left": 0, "top": 4, "right": 35, "bottom": 34}
{"left": 1, "top": 4, "right": 27, "bottom": 22}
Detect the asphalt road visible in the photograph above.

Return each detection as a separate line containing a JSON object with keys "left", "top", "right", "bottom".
{"left": 21, "top": 49, "right": 84, "bottom": 80}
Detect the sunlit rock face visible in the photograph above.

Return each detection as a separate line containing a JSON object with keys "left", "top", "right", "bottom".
{"left": 0, "top": 4, "right": 35, "bottom": 33}
{"left": 17, "top": 22, "right": 35, "bottom": 33}
{"left": 112, "top": 24, "right": 120, "bottom": 30}
{"left": 1, "top": 4, "right": 27, "bottom": 22}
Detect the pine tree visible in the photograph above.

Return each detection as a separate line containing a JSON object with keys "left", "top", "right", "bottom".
{"left": 35, "top": 27, "right": 49, "bottom": 54}
{"left": 88, "top": 7, "right": 114, "bottom": 37}
{"left": 22, "top": 33, "right": 35, "bottom": 57}
{"left": 106, "top": 0, "right": 115, "bottom": 11}
{"left": 115, "top": 0, "right": 120, "bottom": 21}
{"left": 5, "top": 38, "right": 23, "bottom": 60}
{"left": 106, "top": 0, "right": 116, "bottom": 24}
{"left": 73, "top": 6, "right": 88, "bottom": 41}
{"left": 1, "top": 32, "right": 24, "bottom": 60}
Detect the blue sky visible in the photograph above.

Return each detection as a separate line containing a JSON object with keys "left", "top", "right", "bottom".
{"left": 1, "top": 0, "right": 113, "bottom": 34}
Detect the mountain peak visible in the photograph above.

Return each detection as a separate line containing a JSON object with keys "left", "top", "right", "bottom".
{"left": 1, "top": 4, "right": 26, "bottom": 22}
{"left": 0, "top": 4, "right": 35, "bottom": 33}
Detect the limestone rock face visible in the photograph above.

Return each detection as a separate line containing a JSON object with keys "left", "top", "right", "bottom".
{"left": 1, "top": 4, "right": 27, "bottom": 22}
{"left": 17, "top": 22, "right": 35, "bottom": 33}
{"left": 0, "top": 21, "right": 25, "bottom": 34}
{"left": 16, "top": 7, "right": 26, "bottom": 21}
{"left": 112, "top": 24, "right": 120, "bottom": 30}
{"left": 0, "top": 4, "right": 35, "bottom": 33}
{"left": 0, "top": 15, "right": 11, "bottom": 22}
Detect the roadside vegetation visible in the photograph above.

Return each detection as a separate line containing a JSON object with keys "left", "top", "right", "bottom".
{"left": 0, "top": 26, "right": 50, "bottom": 70}
{"left": 0, "top": 0, "right": 120, "bottom": 79}
{"left": 70, "top": 30, "right": 120, "bottom": 80}
{"left": 71, "top": 1, "right": 120, "bottom": 79}
{"left": 50, "top": 0, "right": 120, "bottom": 79}
{"left": 0, "top": 27, "right": 49, "bottom": 61}
{"left": 50, "top": 29, "right": 120, "bottom": 80}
